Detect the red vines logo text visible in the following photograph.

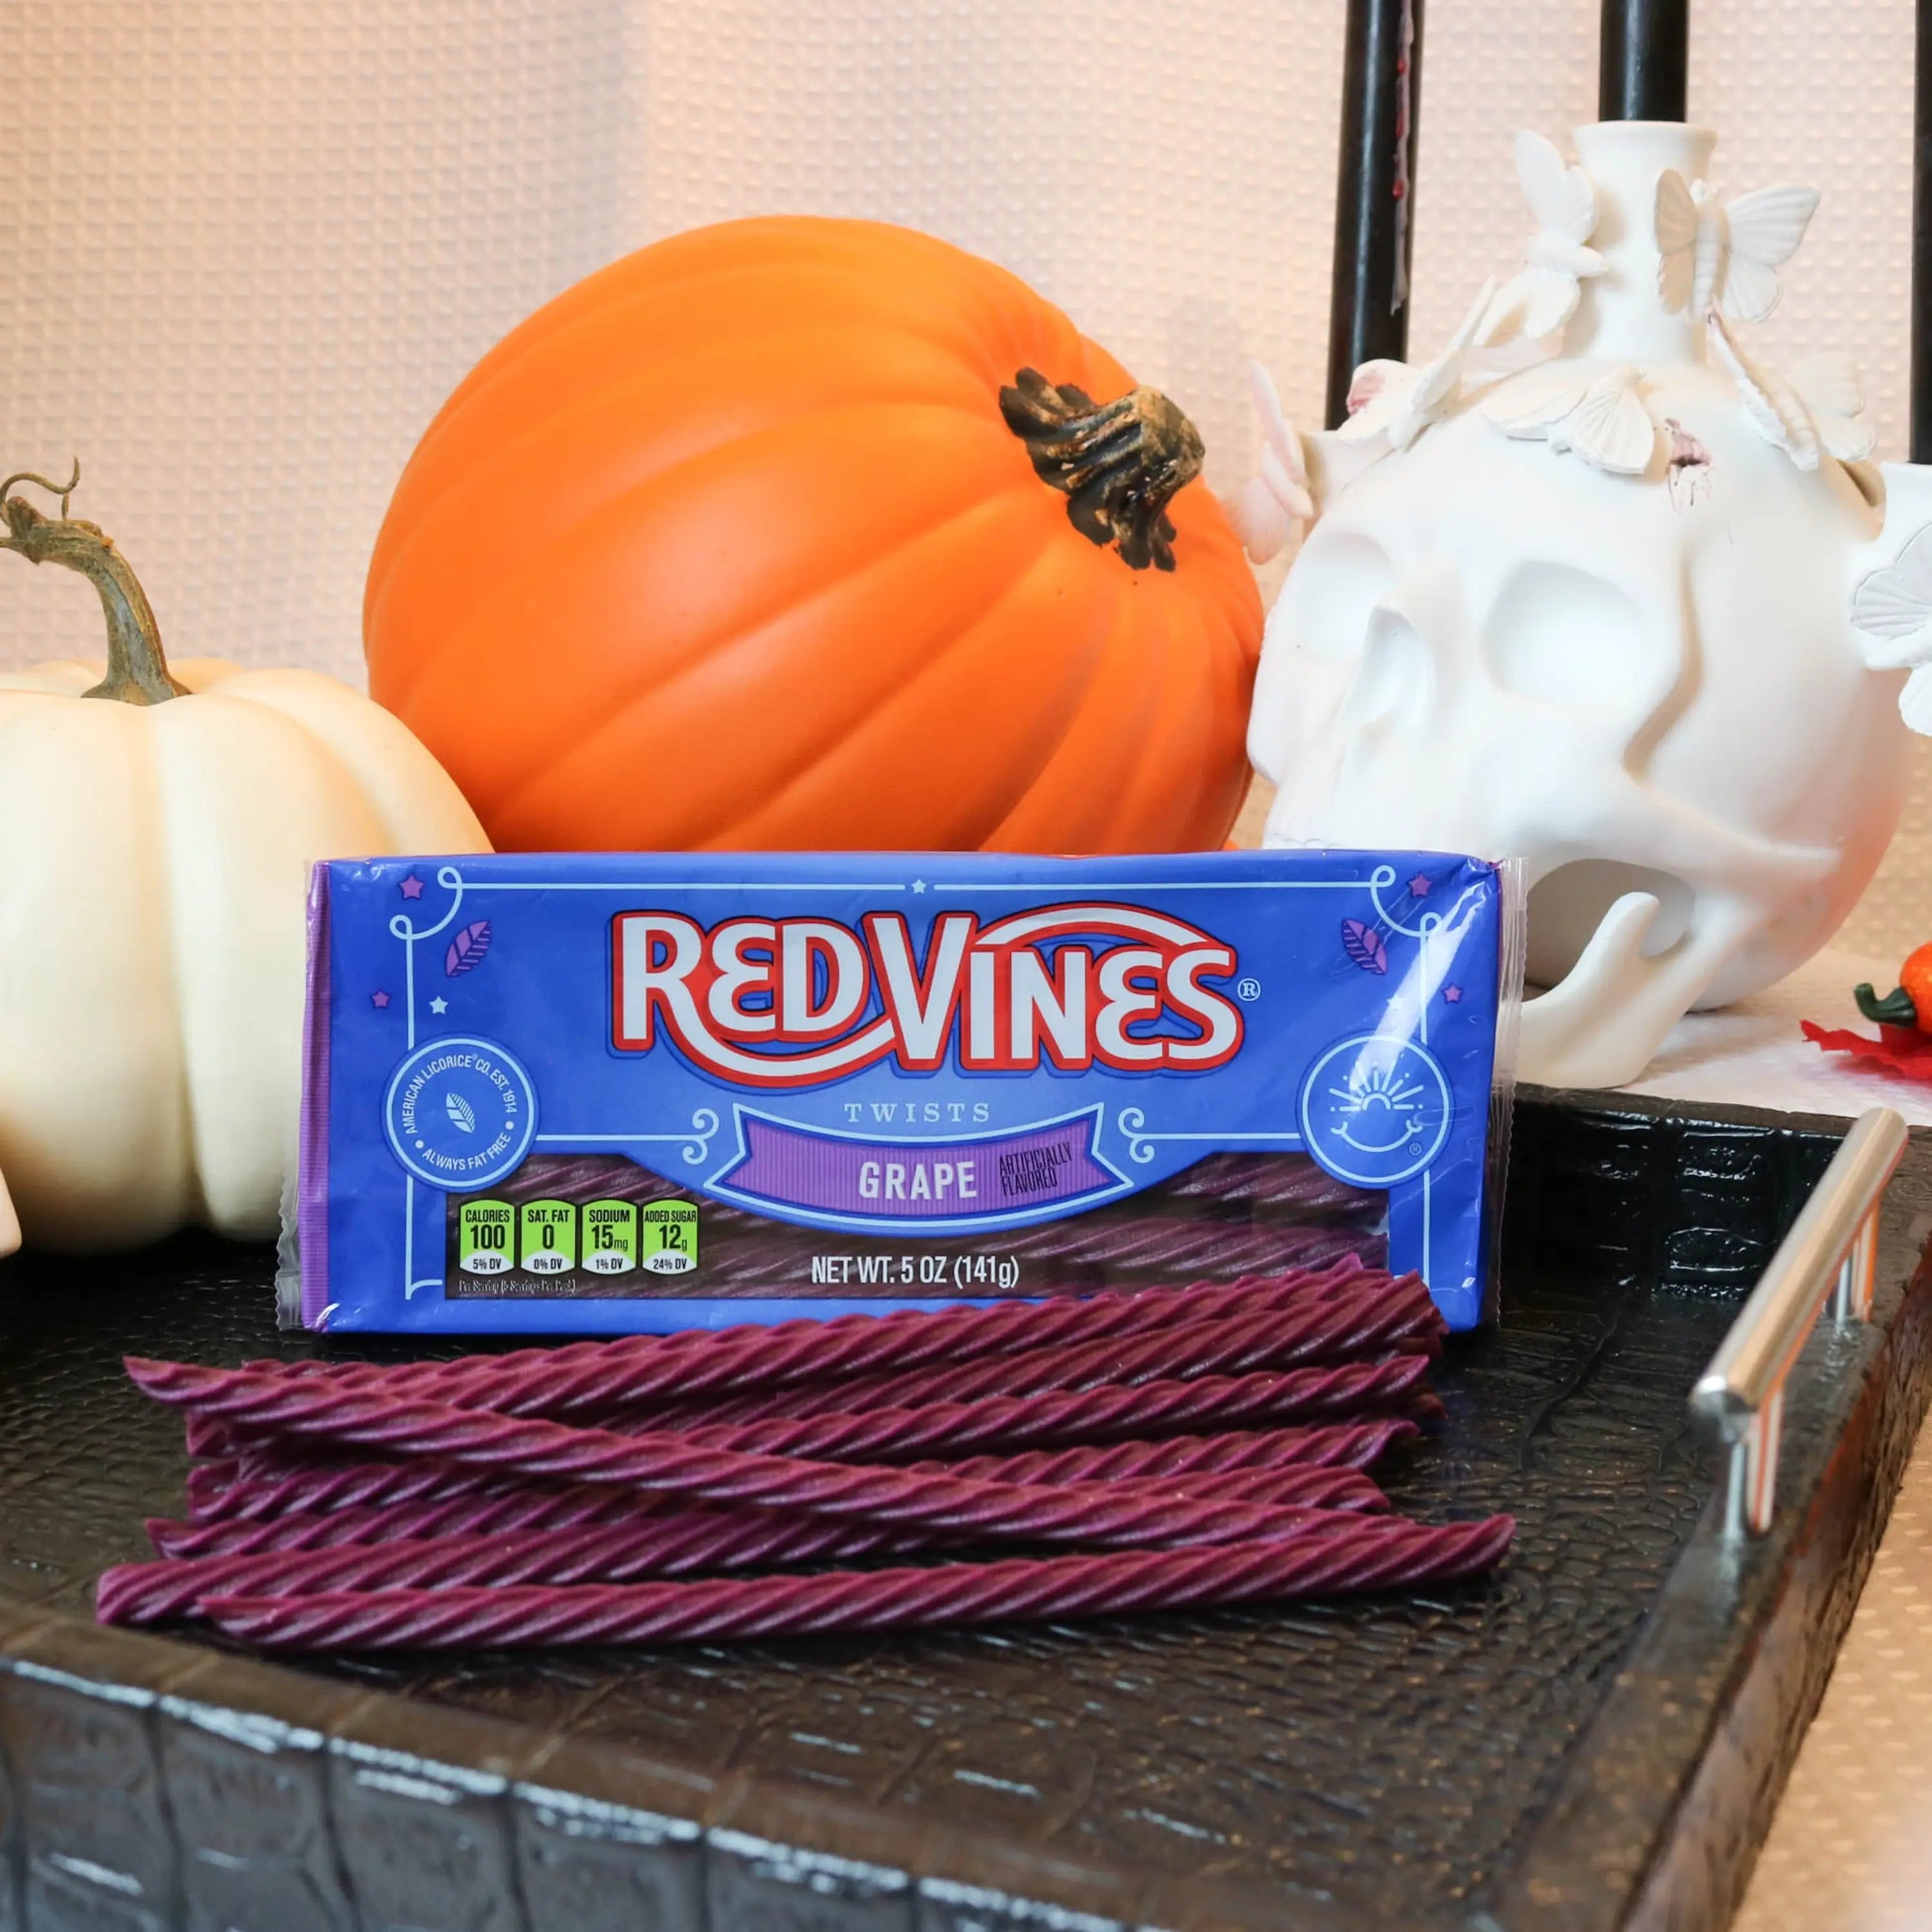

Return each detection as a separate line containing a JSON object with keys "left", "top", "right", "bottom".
{"left": 611, "top": 904, "right": 1245, "bottom": 1088}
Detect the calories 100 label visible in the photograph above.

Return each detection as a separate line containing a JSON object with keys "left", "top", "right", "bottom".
{"left": 457, "top": 1198, "right": 698, "bottom": 1276}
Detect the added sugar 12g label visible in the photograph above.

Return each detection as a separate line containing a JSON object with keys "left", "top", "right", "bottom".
{"left": 298, "top": 851, "right": 1517, "bottom": 1334}
{"left": 642, "top": 1201, "right": 698, "bottom": 1274}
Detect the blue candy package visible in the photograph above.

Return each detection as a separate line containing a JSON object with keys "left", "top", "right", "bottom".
{"left": 288, "top": 849, "right": 1524, "bottom": 1334}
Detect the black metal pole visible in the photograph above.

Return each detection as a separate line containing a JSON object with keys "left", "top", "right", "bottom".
{"left": 1323, "top": 0, "right": 1424, "bottom": 428}
{"left": 1913, "top": 0, "right": 1932, "bottom": 460}
{"left": 1598, "top": 0, "right": 1688, "bottom": 122}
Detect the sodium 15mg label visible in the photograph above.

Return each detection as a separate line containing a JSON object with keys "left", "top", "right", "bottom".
{"left": 582, "top": 1200, "right": 639, "bottom": 1275}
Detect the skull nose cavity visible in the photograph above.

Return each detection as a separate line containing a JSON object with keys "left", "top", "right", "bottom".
{"left": 1338, "top": 606, "right": 1435, "bottom": 734}
{"left": 1528, "top": 860, "right": 1696, "bottom": 986}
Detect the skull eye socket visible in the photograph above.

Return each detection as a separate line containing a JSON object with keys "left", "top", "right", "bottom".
{"left": 1274, "top": 532, "right": 1396, "bottom": 661}
{"left": 1483, "top": 563, "right": 1653, "bottom": 707}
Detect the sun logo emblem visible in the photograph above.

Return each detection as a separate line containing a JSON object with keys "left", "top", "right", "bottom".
{"left": 1298, "top": 1035, "right": 1454, "bottom": 1188}
{"left": 1329, "top": 1059, "right": 1432, "bottom": 1157}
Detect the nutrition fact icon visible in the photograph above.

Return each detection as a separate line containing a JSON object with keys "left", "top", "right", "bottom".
{"left": 642, "top": 1201, "right": 698, "bottom": 1274}
{"left": 457, "top": 1199, "right": 515, "bottom": 1274}
{"left": 444, "top": 1191, "right": 703, "bottom": 1293}
{"left": 519, "top": 1198, "right": 577, "bottom": 1274}
{"left": 581, "top": 1200, "right": 639, "bottom": 1274}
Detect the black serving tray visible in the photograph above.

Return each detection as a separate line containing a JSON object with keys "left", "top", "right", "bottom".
{"left": 0, "top": 1088, "right": 1927, "bottom": 1932}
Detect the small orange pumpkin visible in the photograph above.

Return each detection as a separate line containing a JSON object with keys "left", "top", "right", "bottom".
{"left": 365, "top": 217, "right": 1261, "bottom": 853}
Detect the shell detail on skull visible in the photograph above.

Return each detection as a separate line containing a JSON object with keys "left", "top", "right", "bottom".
{"left": 1246, "top": 120, "right": 1932, "bottom": 1089}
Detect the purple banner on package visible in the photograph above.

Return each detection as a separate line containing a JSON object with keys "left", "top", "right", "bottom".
{"left": 713, "top": 1109, "right": 1126, "bottom": 1229}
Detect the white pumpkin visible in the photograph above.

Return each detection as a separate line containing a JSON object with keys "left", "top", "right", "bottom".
{"left": 0, "top": 469, "right": 488, "bottom": 1251}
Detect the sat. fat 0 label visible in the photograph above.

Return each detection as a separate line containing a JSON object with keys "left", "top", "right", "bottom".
{"left": 298, "top": 851, "right": 1517, "bottom": 1336}
{"left": 519, "top": 1200, "right": 576, "bottom": 1274}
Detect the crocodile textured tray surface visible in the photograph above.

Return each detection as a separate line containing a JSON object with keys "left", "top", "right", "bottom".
{"left": 0, "top": 1090, "right": 1927, "bottom": 1932}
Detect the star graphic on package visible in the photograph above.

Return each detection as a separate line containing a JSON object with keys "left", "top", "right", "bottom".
{"left": 911, "top": 878, "right": 927, "bottom": 893}
{"left": 1408, "top": 873, "right": 1433, "bottom": 898}
{"left": 1443, "top": 984, "right": 1463, "bottom": 1004}
{"left": 370, "top": 989, "right": 391, "bottom": 1009}
{"left": 398, "top": 874, "right": 424, "bottom": 900}
{"left": 430, "top": 996, "right": 449, "bottom": 1015}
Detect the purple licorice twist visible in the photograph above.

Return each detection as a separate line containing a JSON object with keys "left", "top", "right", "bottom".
{"left": 923, "top": 1420, "right": 1417, "bottom": 1488}
{"left": 185, "top": 1364, "right": 1437, "bottom": 1520}
{"left": 184, "top": 1291, "right": 1437, "bottom": 1453}
{"left": 199, "top": 1515, "right": 1517, "bottom": 1653}
{"left": 250, "top": 1256, "right": 1376, "bottom": 1387}
{"left": 105, "top": 1513, "right": 942, "bottom": 1625}
{"left": 184, "top": 1413, "right": 1417, "bottom": 1525}
{"left": 621, "top": 1285, "right": 1441, "bottom": 1431}
{"left": 232, "top": 1259, "right": 1401, "bottom": 1417}
{"left": 191, "top": 1286, "right": 1435, "bottom": 1460}
{"left": 155, "top": 1485, "right": 665, "bottom": 1558}
{"left": 126, "top": 1359, "right": 1402, "bottom": 1553}
{"left": 109, "top": 1463, "right": 1386, "bottom": 1620}
{"left": 109, "top": 1488, "right": 1380, "bottom": 1628}
{"left": 150, "top": 1455, "right": 1387, "bottom": 1560}
{"left": 180, "top": 1269, "right": 1428, "bottom": 1459}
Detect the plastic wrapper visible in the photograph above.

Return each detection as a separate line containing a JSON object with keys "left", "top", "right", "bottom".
{"left": 285, "top": 850, "right": 1523, "bottom": 1332}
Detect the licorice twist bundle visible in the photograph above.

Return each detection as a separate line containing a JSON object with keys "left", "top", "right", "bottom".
{"left": 126, "top": 1360, "right": 1390, "bottom": 1554}
{"left": 117, "top": 1258, "right": 1508, "bottom": 1653}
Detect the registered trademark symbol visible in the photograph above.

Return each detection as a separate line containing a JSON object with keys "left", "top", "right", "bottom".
{"left": 1236, "top": 977, "right": 1262, "bottom": 1002}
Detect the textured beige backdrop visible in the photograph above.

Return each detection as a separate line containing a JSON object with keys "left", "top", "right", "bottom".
{"left": 1, "top": 0, "right": 1923, "bottom": 952}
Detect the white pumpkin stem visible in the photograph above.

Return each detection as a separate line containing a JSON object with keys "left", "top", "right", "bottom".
{"left": 0, "top": 463, "right": 188, "bottom": 705}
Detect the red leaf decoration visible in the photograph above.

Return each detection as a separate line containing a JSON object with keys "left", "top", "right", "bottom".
{"left": 444, "top": 921, "right": 493, "bottom": 978}
{"left": 1802, "top": 1019, "right": 1932, "bottom": 1081}
{"left": 1340, "top": 918, "right": 1387, "bottom": 975}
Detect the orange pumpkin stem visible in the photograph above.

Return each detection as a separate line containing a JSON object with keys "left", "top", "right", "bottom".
{"left": 0, "top": 464, "right": 186, "bottom": 706}
{"left": 1855, "top": 982, "right": 1918, "bottom": 1028}
{"left": 999, "top": 369, "right": 1206, "bottom": 573}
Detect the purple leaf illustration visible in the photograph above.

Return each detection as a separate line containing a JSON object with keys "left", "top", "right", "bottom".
{"left": 1340, "top": 918, "right": 1388, "bottom": 975}
{"left": 444, "top": 921, "right": 493, "bottom": 978}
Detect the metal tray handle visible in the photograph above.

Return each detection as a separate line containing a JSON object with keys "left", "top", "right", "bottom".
{"left": 1690, "top": 1107, "right": 1909, "bottom": 1539}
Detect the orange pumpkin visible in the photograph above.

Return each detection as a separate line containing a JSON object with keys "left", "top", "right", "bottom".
{"left": 365, "top": 217, "right": 1261, "bottom": 853}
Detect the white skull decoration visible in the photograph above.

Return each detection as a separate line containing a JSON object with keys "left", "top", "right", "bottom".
{"left": 1245, "top": 121, "right": 1932, "bottom": 1089}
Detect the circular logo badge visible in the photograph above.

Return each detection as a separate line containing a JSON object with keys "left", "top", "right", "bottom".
{"left": 383, "top": 1036, "right": 538, "bottom": 1190}
{"left": 1298, "top": 1033, "right": 1453, "bottom": 1188}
